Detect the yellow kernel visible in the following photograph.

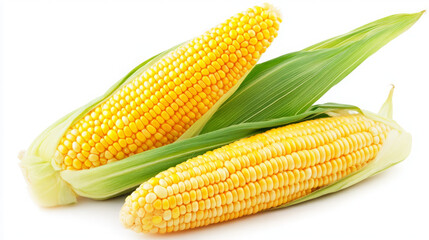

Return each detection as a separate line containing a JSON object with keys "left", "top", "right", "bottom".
{"left": 107, "top": 130, "right": 118, "bottom": 141}
{"left": 225, "top": 161, "right": 236, "bottom": 173}
{"left": 153, "top": 199, "right": 162, "bottom": 210}
{"left": 146, "top": 192, "right": 157, "bottom": 204}
{"left": 95, "top": 143, "right": 104, "bottom": 152}
{"left": 172, "top": 207, "right": 180, "bottom": 219}
{"left": 81, "top": 143, "right": 90, "bottom": 151}
{"left": 163, "top": 210, "right": 172, "bottom": 221}
{"left": 147, "top": 125, "right": 157, "bottom": 134}
{"left": 162, "top": 199, "right": 170, "bottom": 209}
{"left": 154, "top": 185, "right": 168, "bottom": 199}
{"left": 88, "top": 154, "right": 99, "bottom": 162}
{"left": 152, "top": 216, "right": 163, "bottom": 224}
{"left": 72, "top": 159, "right": 82, "bottom": 169}
{"left": 72, "top": 142, "right": 81, "bottom": 152}
{"left": 115, "top": 119, "right": 124, "bottom": 128}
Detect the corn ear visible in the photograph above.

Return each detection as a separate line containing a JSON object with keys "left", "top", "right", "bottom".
{"left": 19, "top": 5, "right": 281, "bottom": 207}
{"left": 119, "top": 87, "right": 411, "bottom": 233}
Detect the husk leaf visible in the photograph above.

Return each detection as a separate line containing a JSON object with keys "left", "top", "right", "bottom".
{"left": 200, "top": 11, "right": 423, "bottom": 134}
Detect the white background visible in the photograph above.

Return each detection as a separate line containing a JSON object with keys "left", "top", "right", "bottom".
{"left": 1, "top": 0, "right": 428, "bottom": 239}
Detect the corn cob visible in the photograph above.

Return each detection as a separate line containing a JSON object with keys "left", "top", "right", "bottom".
{"left": 120, "top": 114, "right": 392, "bottom": 233}
{"left": 54, "top": 4, "right": 281, "bottom": 170}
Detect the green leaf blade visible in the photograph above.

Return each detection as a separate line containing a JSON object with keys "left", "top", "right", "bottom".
{"left": 200, "top": 11, "right": 423, "bottom": 134}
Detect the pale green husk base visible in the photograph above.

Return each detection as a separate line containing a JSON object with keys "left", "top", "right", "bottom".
{"left": 19, "top": 47, "right": 175, "bottom": 206}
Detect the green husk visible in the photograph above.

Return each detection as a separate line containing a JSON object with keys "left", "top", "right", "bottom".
{"left": 277, "top": 87, "right": 411, "bottom": 208}
{"left": 198, "top": 11, "right": 424, "bottom": 134}
{"left": 19, "top": 11, "right": 422, "bottom": 207}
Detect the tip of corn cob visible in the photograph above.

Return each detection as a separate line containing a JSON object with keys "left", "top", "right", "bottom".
{"left": 263, "top": 3, "right": 282, "bottom": 21}
{"left": 283, "top": 88, "right": 412, "bottom": 208}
